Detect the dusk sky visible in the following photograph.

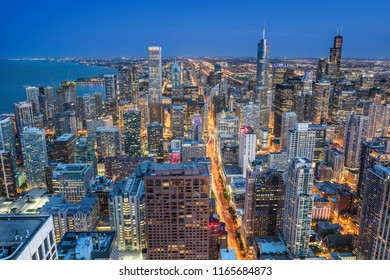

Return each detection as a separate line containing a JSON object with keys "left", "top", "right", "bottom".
{"left": 1, "top": 0, "right": 389, "bottom": 59}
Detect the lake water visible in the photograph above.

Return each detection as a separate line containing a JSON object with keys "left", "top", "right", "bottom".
{"left": 0, "top": 59, "right": 117, "bottom": 114}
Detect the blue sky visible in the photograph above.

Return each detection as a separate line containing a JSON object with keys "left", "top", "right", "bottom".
{"left": 1, "top": 0, "right": 389, "bottom": 58}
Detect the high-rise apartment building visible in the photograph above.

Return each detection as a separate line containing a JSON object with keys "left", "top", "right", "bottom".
{"left": 56, "top": 81, "right": 77, "bottom": 113}
{"left": 21, "top": 127, "right": 48, "bottom": 188}
{"left": 366, "top": 103, "right": 390, "bottom": 140}
{"left": 95, "top": 126, "right": 120, "bottom": 160}
{"left": 147, "top": 122, "right": 163, "bottom": 157}
{"left": 343, "top": 115, "right": 369, "bottom": 169}
{"left": 356, "top": 165, "right": 390, "bottom": 260}
{"left": 280, "top": 112, "right": 298, "bottom": 150}
{"left": 313, "top": 80, "right": 332, "bottom": 124}
{"left": 0, "top": 116, "right": 17, "bottom": 169}
{"left": 0, "top": 150, "right": 17, "bottom": 198}
{"left": 286, "top": 123, "right": 316, "bottom": 163}
{"left": 104, "top": 74, "right": 118, "bottom": 101}
{"left": 239, "top": 126, "right": 257, "bottom": 177}
{"left": 274, "top": 83, "right": 294, "bottom": 137}
{"left": 14, "top": 101, "right": 35, "bottom": 133}
{"left": 282, "top": 158, "right": 314, "bottom": 258}
{"left": 144, "top": 163, "right": 210, "bottom": 259}
{"left": 171, "top": 105, "right": 184, "bottom": 138}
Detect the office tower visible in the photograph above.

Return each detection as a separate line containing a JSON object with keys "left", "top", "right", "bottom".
{"left": 144, "top": 163, "right": 210, "bottom": 260}
{"left": 56, "top": 81, "right": 76, "bottom": 112}
{"left": 123, "top": 108, "right": 141, "bottom": 156}
{"left": 274, "top": 83, "right": 294, "bottom": 137}
{"left": 104, "top": 74, "right": 117, "bottom": 101}
{"left": 73, "top": 137, "right": 97, "bottom": 171}
{"left": 313, "top": 80, "right": 332, "bottom": 124}
{"left": 109, "top": 163, "right": 151, "bottom": 251}
{"left": 309, "top": 123, "right": 333, "bottom": 162}
{"left": 272, "top": 64, "right": 294, "bottom": 88}
{"left": 54, "top": 111, "right": 77, "bottom": 137}
{"left": 343, "top": 115, "right": 369, "bottom": 169}
{"left": 282, "top": 158, "right": 314, "bottom": 258}
{"left": 52, "top": 163, "right": 94, "bottom": 203}
{"left": 53, "top": 133, "right": 76, "bottom": 163}
{"left": 0, "top": 215, "right": 57, "bottom": 260}
{"left": 269, "top": 151, "right": 287, "bottom": 172}
{"left": 95, "top": 126, "right": 120, "bottom": 160}
{"left": 104, "top": 98, "right": 118, "bottom": 126}
{"left": 193, "top": 115, "right": 202, "bottom": 142}
{"left": 147, "top": 122, "right": 163, "bottom": 157}
{"left": 254, "top": 170, "right": 285, "bottom": 236}
{"left": 21, "top": 127, "right": 48, "bottom": 188}
{"left": 25, "top": 86, "right": 41, "bottom": 114}
{"left": 242, "top": 102, "right": 260, "bottom": 136}
{"left": 330, "top": 90, "right": 357, "bottom": 123}
{"left": 256, "top": 26, "right": 270, "bottom": 88}
{"left": 280, "top": 112, "right": 298, "bottom": 150}
{"left": 356, "top": 165, "right": 390, "bottom": 260}
{"left": 259, "top": 128, "right": 268, "bottom": 149}
{"left": 214, "top": 63, "right": 222, "bottom": 84}
{"left": 82, "top": 92, "right": 103, "bottom": 121}
{"left": 326, "top": 34, "right": 343, "bottom": 83}
{"left": 0, "top": 150, "right": 17, "bottom": 198}
{"left": 148, "top": 46, "right": 162, "bottom": 103}
{"left": 171, "top": 61, "right": 182, "bottom": 98}
{"left": 317, "top": 58, "right": 326, "bottom": 80}
{"left": 148, "top": 103, "right": 163, "bottom": 124}
{"left": 286, "top": 123, "right": 316, "bottom": 163}
{"left": 366, "top": 103, "right": 390, "bottom": 140}
{"left": 14, "top": 101, "right": 35, "bottom": 132}
{"left": 217, "top": 116, "right": 239, "bottom": 137}
{"left": 0, "top": 116, "right": 17, "bottom": 169}
{"left": 239, "top": 126, "right": 257, "bottom": 177}
{"left": 181, "top": 139, "right": 206, "bottom": 162}
{"left": 171, "top": 105, "right": 184, "bottom": 137}
{"left": 90, "top": 176, "right": 114, "bottom": 216}
{"left": 104, "top": 155, "right": 151, "bottom": 181}
{"left": 40, "top": 193, "right": 100, "bottom": 242}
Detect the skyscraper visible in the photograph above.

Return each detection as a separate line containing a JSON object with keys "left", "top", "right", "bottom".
{"left": 282, "top": 157, "right": 314, "bottom": 258}
{"left": 286, "top": 123, "right": 316, "bottom": 163}
{"left": 21, "top": 127, "right": 48, "bottom": 188}
{"left": 313, "top": 80, "right": 332, "bottom": 124}
{"left": 0, "top": 150, "right": 17, "bottom": 198}
{"left": 25, "top": 86, "right": 41, "bottom": 114}
{"left": 53, "top": 133, "right": 76, "bottom": 163}
{"left": 326, "top": 34, "right": 343, "bottom": 83}
{"left": 147, "top": 122, "right": 163, "bottom": 157}
{"left": 366, "top": 103, "right": 390, "bottom": 140}
{"left": 109, "top": 162, "right": 151, "bottom": 251}
{"left": 343, "top": 114, "right": 369, "bottom": 169}
{"left": 239, "top": 126, "right": 257, "bottom": 177}
{"left": 148, "top": 46, "right": 162, "bottom": 103}
{"left": 123, "top": 108, "right": 141, "bottom": 156}
{"left": 14, "top": 100, "right": 35, "bottom": 133}
{"left": 95, "top": 126, "right": 121, "bottom": 160}
{"left": 171, "top": 61, "right": 182, "bottom": 98}
{"left": 171, "top": 105, "right": 184, "bottom": 138}
{"left": 241, "top": 102, "right": 260, "bottom": 137}
{"left": 0, "top": 116, "right": 17, "bottom": 169}
{"left": 56, "top": 81, "right": 77, "bottom": 112}
{"left": 144, "top": 163, "right": 210, "bottom": 259}
{"left": 356, "top": 164, "right": 390, "bottom": 260}
{"left": 280, "top": 112, "right": 298, "bottom": 150}
{"left": 104, "top": 74, "right": 118, "bottom": 101}
{"left": 274, "top": 83, "right": 294, "bottom": 137}
{"left": 256, "top": 26, "right": 270, "bottom": 88}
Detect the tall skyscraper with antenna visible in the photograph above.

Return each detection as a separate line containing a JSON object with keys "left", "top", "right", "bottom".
{"left": 326, "top": 32, "right": 343, "bottom": 83}
{"left": 256, "top": 24, "right": 271, "bottom": 129}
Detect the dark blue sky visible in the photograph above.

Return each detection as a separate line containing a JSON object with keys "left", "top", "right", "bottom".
{"left": 1, "top": 0, "right": 389, "bottom": 58}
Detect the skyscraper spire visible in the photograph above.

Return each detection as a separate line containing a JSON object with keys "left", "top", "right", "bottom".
{"left": 262, "top": 21, "right": 266, "bottom": 39}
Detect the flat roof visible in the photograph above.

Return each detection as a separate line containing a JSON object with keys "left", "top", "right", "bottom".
{"left": 0, "top": 215, "right": 51, "bottom": 260}
{"left": 220, "top": 248, "right": 237, "bottom": 260}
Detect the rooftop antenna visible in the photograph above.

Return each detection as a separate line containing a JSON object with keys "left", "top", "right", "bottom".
{"left": 262, "top": 20, "right": 266, "bottom": 39}
{"left": 340, "top": 25, "right": 343, "bottom": 36}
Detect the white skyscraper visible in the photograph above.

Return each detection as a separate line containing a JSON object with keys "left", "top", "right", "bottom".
{"left": 239, "top": 126, "right": 257, "bottom": 177}
{"left": 148, "top": 46, "right": 162, "bottom": 103}
{"left": 282, "top": 157, "right": 314, "bottom": 258}
{"left": 366, "top": 103, "right": 390, "bottom": 140}
{"left": 286, "top": 123, "right": 316, "bottom": 163}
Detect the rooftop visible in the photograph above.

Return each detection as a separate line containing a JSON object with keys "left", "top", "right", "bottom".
{"left": 55, "top": 133, "right": 76, "bottom": 142}
{"left": 220, "top": 248, "right": 237, "bottom": 260}
{"left": 53, "top": 163, "right": 91, "bottom": 174}
{"left": 0, "top": 214, "right": 52, "bottom": 260}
